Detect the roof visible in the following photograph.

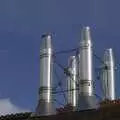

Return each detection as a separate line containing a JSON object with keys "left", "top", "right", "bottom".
{"left": 1, "top": 99, "right": 120, "bottom": 120}
{"left": 0, "top": 112, "right": 31, "bottom": 120}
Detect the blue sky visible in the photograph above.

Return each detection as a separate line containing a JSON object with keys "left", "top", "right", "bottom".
{"left": 0, "top": 0, "right": 120, "bottom": 114}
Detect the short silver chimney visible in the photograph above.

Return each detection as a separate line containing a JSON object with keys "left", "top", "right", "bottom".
{"left": 77, "top": 26, "right": 97, "bottom": 110}
{"left": 101, "top": 48, "right": 115, "bottom": 100}
{"left": 35, "top": 33, "right": 55, "bottom": 116}
{"left": 67, "top": 56, "right": 78, "bottom": 109}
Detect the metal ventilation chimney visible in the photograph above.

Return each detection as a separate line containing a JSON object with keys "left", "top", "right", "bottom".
{"left": 77, "top": 26, "right": 97, "bottom": 110}
{"left": 67, "top": 56, "right": 78, "bottom": 109}
{"left": 101, "top": 48, "right": 115, "bottom": 100}
{"left": 35, "top": 33, "right": 55, "bottom": 116}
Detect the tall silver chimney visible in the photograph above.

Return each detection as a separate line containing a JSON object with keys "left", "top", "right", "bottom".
{"left": 67, "top": 56, "right": 78, "bottom": 109}
{"left": 101, "top": 48, "right": 115, "bottom": 100}
{"left": 36, "top": 33, "right": 55, "bottom": 116}
{"left": 77, "top": 26, "right": 97, "bottom": 110}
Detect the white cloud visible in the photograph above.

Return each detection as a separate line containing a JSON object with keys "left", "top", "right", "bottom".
{"left": 0, "top": 98, "right": 30, "bottom": 116}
